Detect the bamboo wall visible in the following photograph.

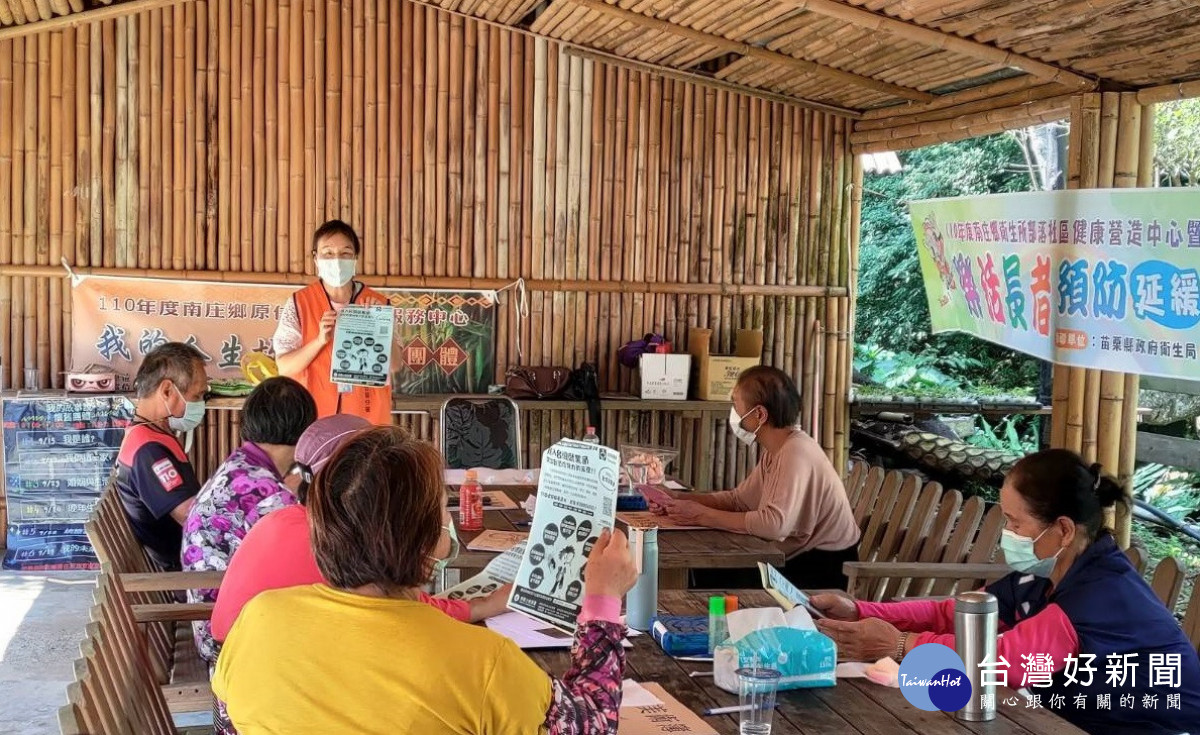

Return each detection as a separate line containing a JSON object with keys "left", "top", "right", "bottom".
{"left": 0, "top": 0, "right": 857, "bottom": 492}
{"left": 1049, "top": 91, "right": 1152, "bottom": 547}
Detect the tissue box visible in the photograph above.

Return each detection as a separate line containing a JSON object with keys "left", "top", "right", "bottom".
{"left": 712, "top": 607, "right": 837, "bottom": 692}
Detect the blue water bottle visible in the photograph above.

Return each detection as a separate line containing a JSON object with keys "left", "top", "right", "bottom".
{"left": 625, "top": 528, "right": 659, "bottom": 631}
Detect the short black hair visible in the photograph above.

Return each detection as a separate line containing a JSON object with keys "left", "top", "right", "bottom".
{"left": 240, "top": 377, "right": 317, "bottom": 446}
{"left": 311, "top": 219, "right": 361, "bottom": 256}
{"left": 133, "top": 342, "right": 206, "bottom": 399}
{"left": 736, "top": 365, "right": 801, "bottom": 428}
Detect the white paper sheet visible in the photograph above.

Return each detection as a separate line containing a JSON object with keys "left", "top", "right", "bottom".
{"left": 508, "top": 440, "right": 620, "bottom": 630}
{"left": 444, "top": 468, "right": 540, "bottom": 486}
{"left": 620, "top": 680, "right": 664, "bottom": 708}
{"left": 485, "top": 611, "right": 632, "bottom": 649}
{"left": 329, "top": 305, "right": 394, "bottom": 387}
{"left": 436, "top": 542, "right": 525, "bottom": 602}
{"left": 836, "top": 662, "right": 870, "bottom": 678}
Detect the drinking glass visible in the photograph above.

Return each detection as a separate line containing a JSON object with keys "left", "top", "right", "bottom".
{"left": 736, "top": 667, "right": 781, "bottom": 735}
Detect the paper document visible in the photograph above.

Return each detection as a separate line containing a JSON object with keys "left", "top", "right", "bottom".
{"left": 466, "top": 529, "right": 528, "bottom": 552}
{"left": 759, "top": 562, "right": 825, "bottom": 619}
{"left": 330, "top": 305, "right": 395, "bottom": 387}
{"left": 836, "top": 662, "right": 870, "bottom": 678}
{"left": 437, "top": 542, "right": 525, "bottom": 602}
{"left": 618, "top": 511, "right": 704, "bottom": 531}
{"left": 620, "top": 681, "right": 663, "bottom": 709}
{"left": 486, "top": 611, "right": 577, "bottom": 649}
{"left": 508, "top": 440, "right": 620, "bottom": 631}
{"left": 447, "top": 489, "right": 520, "bottom": 512}
{"left": 663, "top": 480, "right": 686, "bottom": 490}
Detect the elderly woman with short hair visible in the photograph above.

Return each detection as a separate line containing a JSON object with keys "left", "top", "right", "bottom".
{"left": 181, "top": 376, "right": 317, "bottom": 665}
{"left": 214, "top": 426, "right": 638, "bottom": 735}
{"left": 655, "top": 365, "right": 860, "bottom": 589}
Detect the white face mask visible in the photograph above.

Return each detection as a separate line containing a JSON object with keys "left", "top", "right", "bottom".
{"left": 166, "top": 383, "right": 206, "bottom": 433}
{"left": 728, "top": 406, "right": 761, "bottom": 446}
{"left": 316, "top": 258, "right": 357, "bottom": 288}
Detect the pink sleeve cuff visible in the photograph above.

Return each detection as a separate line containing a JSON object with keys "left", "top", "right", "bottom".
{"left": 578, "top": 594, "right": 622, "bottom": 625}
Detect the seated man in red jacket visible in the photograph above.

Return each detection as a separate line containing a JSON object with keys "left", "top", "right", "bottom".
{"left": 113, "top": 342, "right": 208, "bottom": 571}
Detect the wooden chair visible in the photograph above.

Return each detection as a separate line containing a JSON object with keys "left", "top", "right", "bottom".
{"left": 59, "top": 570, "right": 211, "bottom": 735}
{"left": 85, "top": 486, "right": 222, "bottom": 715}
{"left": 843, "top": 463, "right": 1008, "bottom": 601}
{"left": 1150, "top": 556, "right": 1187, "bottom": 611}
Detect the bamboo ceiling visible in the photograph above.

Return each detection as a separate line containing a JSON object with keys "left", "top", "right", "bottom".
{"left": 6, "top": 0, "right": 1198, "bottom": 129}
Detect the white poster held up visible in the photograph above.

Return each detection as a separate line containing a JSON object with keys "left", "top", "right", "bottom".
{"left": 436, "top": 541, "right": 527, "bottom": 602}
{"left": 330, "top": 305, "right": 395, "bottom": 388}
{"left": 508, "top": 440, "right": 620, "bottom": 631}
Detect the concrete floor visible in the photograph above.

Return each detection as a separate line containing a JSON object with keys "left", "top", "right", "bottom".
{"left": 0, "top": 571, "right": 97, "bottom": 735}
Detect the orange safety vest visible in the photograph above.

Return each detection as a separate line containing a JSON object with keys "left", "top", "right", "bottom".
{"left": 292, "top": 280, "right": 393, "bottom": 426}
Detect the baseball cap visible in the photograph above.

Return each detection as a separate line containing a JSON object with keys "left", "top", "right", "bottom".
{"left": 294, "top": 414, "right": 372, "bottom": 477}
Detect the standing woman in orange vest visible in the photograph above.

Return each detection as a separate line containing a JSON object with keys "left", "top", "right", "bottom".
{"left": 272, "top": 220, "right": 395, "bottom": 425}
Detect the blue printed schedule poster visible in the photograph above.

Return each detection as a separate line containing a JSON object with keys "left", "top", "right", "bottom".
{"left": 2, "top": 395, "right": 133, "bottom": 571}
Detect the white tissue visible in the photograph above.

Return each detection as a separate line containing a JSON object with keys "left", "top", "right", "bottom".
{"left": 726, "top": 608, "right": 788, "bottom": 643}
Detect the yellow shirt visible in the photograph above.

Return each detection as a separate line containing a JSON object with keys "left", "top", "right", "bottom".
{"left": 213, "top": 584, "right": 552, "bottom": 734}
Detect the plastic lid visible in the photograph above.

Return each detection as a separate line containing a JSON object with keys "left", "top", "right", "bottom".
{"left": 709, "top": 596, "right": 726, "bottom": 615}
{"left": 586, "top": 426, "right": 596, "bottom": 432}
{"left": 955, "top": 590, "right": 998, "bottom": 614}
{"left": 464, "top": 469, "right": 478, "bottom": 481}
{"left": 724, "top": 595, "right": 739, "bottom": 613}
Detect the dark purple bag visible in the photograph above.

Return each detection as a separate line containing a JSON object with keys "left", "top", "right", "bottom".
{"left": 618, "top": 334, "right": 669, "bottom": 369}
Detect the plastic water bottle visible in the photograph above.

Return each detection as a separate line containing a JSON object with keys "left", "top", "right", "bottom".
{"left": 708, "top": 596, "right": 727, "bottom": 654}
{"left": 955, "top": 591, "right": 998, "bottom": 722}
{"left": 625, "top": 528, "right": 659, "bottom": 631}
{"left": 458, "top": 469, "right": 483, "bottom": 532}
{"left": 581, "top": 426, "right": 600, "bottom": 444}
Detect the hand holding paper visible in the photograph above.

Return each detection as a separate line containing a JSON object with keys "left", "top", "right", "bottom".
{"left": 584, "top": 529, "right": 639, "bottom": 599}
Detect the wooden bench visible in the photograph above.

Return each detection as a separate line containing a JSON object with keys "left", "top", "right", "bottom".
{"left": 59, "top": 568, "right": 212, "bottom": 735}
{"left": 85, "top": 487, "right": 222, "bottom": 715}
{"left": 843, "top": 462, "right": 1005, "bottom": 600}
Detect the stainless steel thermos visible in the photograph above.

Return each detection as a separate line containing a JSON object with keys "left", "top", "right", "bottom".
{"left": 955, "top": 590, "right": 999, "bottom": 722}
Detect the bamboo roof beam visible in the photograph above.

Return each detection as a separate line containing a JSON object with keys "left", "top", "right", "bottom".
{"left": 859, "top": 75, "right": 1047, "bottom": 120}
{"left": 0, "top": 0, "right": 196, "bottom": 41}
{"left": 1136, "top": 79, "right": 1200, "bottom": 105}
{"left": 779, "top": 0, "right": 1097, "bottom": 92}
{"left": 563, "top": 46, "right": 861, "bottom": 119}
{"left": 568, "top": 0, "right": 934, "bottom": 103}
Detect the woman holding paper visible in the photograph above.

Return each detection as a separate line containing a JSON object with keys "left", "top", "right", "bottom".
{"left": 811, "top": 450, "right": 1200, "bottom": 735}
{"left": 273, "top": 219, "right": 395, "bottom": 425}
{"left": 653, "top": 365, "right": 860, "bottom": 590}
{"left": 214, "top": 426, "right": 639, "bottom": 735}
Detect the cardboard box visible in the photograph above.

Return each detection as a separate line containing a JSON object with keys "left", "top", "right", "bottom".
{"left": 639, "top": 353, "right": 691, "bottom": 400}
{"left": 687, "top": 327, "right": 763, "bottom": 400}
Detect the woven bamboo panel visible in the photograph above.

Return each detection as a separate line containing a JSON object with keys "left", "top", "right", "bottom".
{"left": 847, "top": 0, "right": 1200, "bottom": 88}
{"left": 0, "top": 0, "right": 857, "bottom": 488}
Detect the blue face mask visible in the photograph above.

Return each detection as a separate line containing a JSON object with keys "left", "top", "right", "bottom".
{"left": 1000, "top": 526, "right": 1060, "bottom": 578}
{"left": 429, "top": 523, "right": 461, "bottom": 579}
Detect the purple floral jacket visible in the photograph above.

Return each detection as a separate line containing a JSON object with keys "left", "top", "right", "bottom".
{"left": 182, "top": 442, "right": 296, "bottom": 665}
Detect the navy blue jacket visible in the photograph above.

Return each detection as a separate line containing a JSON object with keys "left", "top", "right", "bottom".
{"left": 986, "top": 534, "right": 1200, "bottom": 734}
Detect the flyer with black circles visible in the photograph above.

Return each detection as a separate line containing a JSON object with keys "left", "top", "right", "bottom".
{"left": 508, "top": 439, "right": 620, "bottom": 631}
{"left": 329, "top": 304, "right": 394, "bottom": 387}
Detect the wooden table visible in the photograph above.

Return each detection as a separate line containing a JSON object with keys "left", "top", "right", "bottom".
{"left": 527, "top": 591, "right": 1082, "bottom": 735}
{"left": 449, "top": 487, "right": 787, "bottom": 587}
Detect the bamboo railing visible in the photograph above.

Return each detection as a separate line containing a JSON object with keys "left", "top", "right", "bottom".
{"left": 1049, "top": 91, "right": 1152, "bottom": 547}
{"left": 0, "top": 0, "right": 857, "bottom": 498}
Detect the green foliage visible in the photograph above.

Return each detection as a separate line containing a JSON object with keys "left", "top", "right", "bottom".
{"left": 1155, "top": 98, "right": 1200, "bottom": 187}
{"left": 1134, "top": 463, "right": 1200, "bottom": 522}
{"left": 853, "top": 343, "right": 964, "bottom": 391}
{"left": 967, "top": 415, "right": 1041, "bottom": 455}
{"left": 857, "top": 134, "right": 1040, "bottom": 392}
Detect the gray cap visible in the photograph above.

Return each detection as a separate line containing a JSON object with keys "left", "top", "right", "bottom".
{"left": 955, "top": 590, "right": 998, "bottom": 614}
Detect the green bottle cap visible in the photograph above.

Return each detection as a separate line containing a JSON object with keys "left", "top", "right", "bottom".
{"left": 709, "top": 596, "right": 726, "bottom": 615}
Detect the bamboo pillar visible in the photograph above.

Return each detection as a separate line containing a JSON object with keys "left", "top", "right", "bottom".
{"left": 1051, "top": 91, "right": 1153, "bottom": 548}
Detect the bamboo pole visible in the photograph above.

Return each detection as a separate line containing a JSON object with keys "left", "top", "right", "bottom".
{"left": 0, "top": 0, "right": 196, "bottom": 42}
{"left": 1136, "top": 79, "right": 1200, "bottom": 105}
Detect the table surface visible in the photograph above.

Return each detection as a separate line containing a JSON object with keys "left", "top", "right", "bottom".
{"left": 449, "top": 487, "right": 787, "bottom": 572}
{"left": 527, "top": 590, "right": 1083, "bottom": 735}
